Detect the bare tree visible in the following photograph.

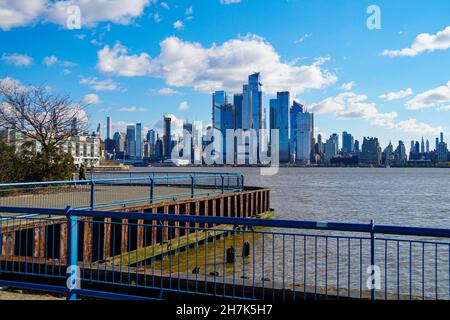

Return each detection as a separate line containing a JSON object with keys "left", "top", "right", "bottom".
{"left": 0, "top": 80, "right": 88, "bottom": 161}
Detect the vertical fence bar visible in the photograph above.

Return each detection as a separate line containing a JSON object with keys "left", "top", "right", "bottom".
{"left": 90, "top": 180, "right": 95, "bottom": 210}
{"left": 190, "top": 175, "right": 195, "bottom": 198}
{"left": 66, "top": 206, "right": 79, "bottom": 300}
{"left": 370, "top": 219, "right": 376, "bottom": 301}
{"left": 149, "top": 177, "right": 154, "bottom": 204}
{"left": 240, "top": 174, "right": 245, "bottom": 191}
{"left": 221, "top": 175, "right": 224, "bottom": 194}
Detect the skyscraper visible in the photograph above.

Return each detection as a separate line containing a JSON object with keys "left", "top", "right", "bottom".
{"left": 324, "top": 134, "right": 339, "bottom": 162}
{"left": 135, "top": 123, "right": 143, "bottom": 159}
{"left": 126, "top": 125, "right": 136, "bottom": 159}
{"left": 106, "top": 116, "right": 112, "bottom": 140}
{"left": 290, "top": 101, "right": 304, "bottom": 162}
{"left": 359, "top": 137, "right": 382, "bottom": 165}
{"left": 342, "top": 131, "right": 354, "bottom": 153}
{"left": 269, "top": 92, "right": 290, "bottom": 162}
{"left": 296, "top": 110, "right": 314, "bottom": 164}
{"left": 242, "top": 73, "right": 262, "bottom": 132}
{"left": 213, "top": 90, "right": 235, "bottom": 162}
{"left": 233, "top": 94, "right": 243, "bottom": 130}
{"left": 163, "top": 115, "right": 172, "bottom": 158}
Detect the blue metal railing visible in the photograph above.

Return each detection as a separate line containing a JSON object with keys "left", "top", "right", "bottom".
{"left": 0, "top": 173, "right": 244, "bottom": 211}
{"left": 1, "top": 206, "right": 450, "bottom": 300}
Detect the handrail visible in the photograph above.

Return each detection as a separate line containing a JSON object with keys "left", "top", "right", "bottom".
{"left": 0, "top": 173, "right": 241, "bottom": 188}
{"left": 1, "top": 206, "right": 450, "bottom": 239}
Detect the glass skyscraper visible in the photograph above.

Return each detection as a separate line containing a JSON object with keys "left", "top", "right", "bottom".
{"left": 290, "top": 101, "right": 304, "bottom": 162}
{"left": 125, "top": 125, "right": 136, "bottom": 159}
{"left": 342, "top": 131, "right": 354, "bottom": 153}
{"left": 213, "top": 90, "right": 235, "bottom": 162}
{"left": 296, "top": 111, "right": 314, "bottom": 164}
{"left": 269, "top": 92, "right": 290, "bottom": 163}
{"left": 135, "top": 123, "right": 142, "bottom": 159}
{"left": 242, "top": 73, "right": 262, "bottom": 132}
{"left": 233, "top": 94, "right": 243, "bottom": 130}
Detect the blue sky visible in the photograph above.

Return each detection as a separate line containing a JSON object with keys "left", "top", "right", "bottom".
{"left": 1, "top": 0, "right": 449, "bottom": 148}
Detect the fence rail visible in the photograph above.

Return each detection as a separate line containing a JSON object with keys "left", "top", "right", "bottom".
{"left": 0, "top": 173, "right": 244, "bottom": 211}
{"left": 1, "top": 206, "right": 449, "bottom": 300}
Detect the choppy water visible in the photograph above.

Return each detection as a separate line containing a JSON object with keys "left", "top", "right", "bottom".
{"left": 131, "top": 167, "right": 450, "bottom": 228}
{"left": 128, "top": 167, "right": 450, "bottom": 299}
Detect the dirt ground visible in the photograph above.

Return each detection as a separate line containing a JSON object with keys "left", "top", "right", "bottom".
{"left": 0, "top": 287, "right": 64, "bottom": 300}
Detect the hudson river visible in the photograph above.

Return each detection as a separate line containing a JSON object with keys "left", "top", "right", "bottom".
{"left": 131, "top": 167, "right": 450, "bottom": 229}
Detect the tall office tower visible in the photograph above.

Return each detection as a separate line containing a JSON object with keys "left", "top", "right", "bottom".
{"left": 441, "top": 132, "right": 444, "bottom": 143}
{"left": 147, "top": 129, "right": 156, "bottom": 145}
{"left": 324, "top": 134, "right": 339, "bottom": 161}
{"left": 410, "top": 141, "right": 415, "bottom": 153}
{"left": 290, "top": 101, "right": 305, "bottom": 162}
{"left": 354, "top": 140, "right": 360, "bottom": 152}
{"left": 437, "top": 132, "right": 448, "bottom": 162}
{"left": 395, "top": 140, "right": 407, "bottom": 164}
{"left": 126, "top": 125, "right": 136, "bottom": 158}
{"left": 426, "top": 139, "right": 430, "bottom": 153}
{"left": 233, "top": 94, "right": 243, "bottom": 129}
{"left": 106, "top": 116, "right": 112, "bottom": 140}
{"left": 317, "top": 134, "right": 324, "bottom": 154}
{"left": 436, "top": 137, "right": 439, "bottom": 151}
{"left": 342, "top": 131, "right": 354, "bottom": 153}
{"left": 163, "top": 115, "right": 172, "bottom": 158}
{"left": 269, "top": 92, "right": 290, "bottom": 162}
{"left": 135, "top": 123, "right": 143, "bottom": 159}
{"left": 242, "top": 73, "right": 262, "bottom": 132}
{"left": 359, "top": 137, "right": 382, "bottom": 165}
{"left": 296, "top": 110, "right": 314, "bottom": 164}
{"left": 414, "top": 141, "right": 420, "bottom": 154}
{"left": 421, "top": 137, "right": 425, "bottom": 153}
{"left": 213, "top": 90, "right": 235, "bottom": 162}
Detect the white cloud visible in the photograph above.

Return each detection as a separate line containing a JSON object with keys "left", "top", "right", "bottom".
{"left": 341, "top": 81, "right": 356, "bottom": 91}
{"left": 294, "top": 33, "right": 312, "bottom": 44}
{"left": 43, "top": 55, "right": 75, "bottom": 67}
{"left": 1, "top": 53, "right": 33, "bottom": 66}
{"left": 119, "top": 107, "right": 146, "bottom": 112}
{"left": 381, "top": 26, "right": 450, "bottom": 57}
{"left": 46, "top": 0, "right": 150, "bottom": 28}
{"left": 397, "top": 119, "right": 444, "bottom": 135}
{"left": 97, "top": 42, "right": 157, "bottom": 77}
{"left": 152, "top": 12, "right": 161, "bottom": 23}
{"left": 173, "top": 20, "right": 184, "bottom": 30}
{"left": 83, "top": 93, "right": 102, "bottom": 105}
{"left": 220, "top": 0, "right": 241, "bottom": 4}
{"left": 160, "top": 2, "right": 169, "bottom": 10}
{"left": 97, "top": 35, "right": 337, "bottom": 95}
{"left": 379, "top": 88, "right": 413, "bottom": 101}
{"left": 80, "top": 77, "right": 122, "bottom": 92}
{"left": 185, "top": 6, "right": 193, "bottom": 16}
{"left": 0, "top": 0, "right": 47, "bottom": 31}
{"left": 178, "top": 101, "right": 189, "bottom": 111}
{"left": 405, "top": 81, "right": 450, "bottom": 110}
{"left": 0, "top": 0, "right": 150, "bottom": 30}
{"left": 309, "top": 92, "right": 397, "bottom": 128}
{"left": 151, "top": 88, "right": 180, "bottom": 96}
{"left": 43, "top": 55, "right": 58, "bottom": 66}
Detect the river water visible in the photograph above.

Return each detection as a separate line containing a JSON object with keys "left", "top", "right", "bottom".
{"left": 131, "top": 167, "right": 450, "bottom": 229}
{"left": 127, "top": 167, "right": 450, "bottom": 299}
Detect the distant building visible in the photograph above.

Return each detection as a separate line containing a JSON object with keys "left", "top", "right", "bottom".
{"left": 342, "top": 131, "right": 354, "bottom": 153}
{"left": 295, "top": 111, "right": 314, "bottom": 164}
{"left": 163, "top": 115, "right": 172, "bottom": 159}
{"left": 359, "top": 137, "right": 381, "bottom": 166}
{"left": 125, "top": 125, "right": 136, "bottom": 159}
{"left": 269, "top": 91, "right": 290, "bottom": 163}
{"left": 324, "top": 134, "right": 339, "bottom": 162}
{"left": 289, "top": 101, "right": 305, "bottom": 162}
{"left": 135, "top": 123, "right": 143, "bottom": 160}
{"left": 437, "top": 132, "right": 448, "bottom": 162}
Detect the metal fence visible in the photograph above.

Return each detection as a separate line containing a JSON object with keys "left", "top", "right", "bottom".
{"left": 1, "top": 206, "right": 449, "bottom": 300}
{"left": 0, "top": 173, "right": 244, "bottom": 211}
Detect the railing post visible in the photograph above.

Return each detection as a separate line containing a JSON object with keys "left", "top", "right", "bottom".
{"left": 66, "top": 206, "right": 79, "bottom": 300}
{"left": 370, "top": 219, "right": 376, "bottom": 301}
{"left": 90, "top": 179, "right": 95, "bottom": 210}
{"left": 149, "top": 177, "right": 154, "bottom": 204}
{"left": 190, "top": 175, "right": 195, "bottom": 198}
{"left": 221, "top": 174, "right": 225, "bottom": 194}
{"left": 240, "top": 174, "right": 245, "bottom": 190}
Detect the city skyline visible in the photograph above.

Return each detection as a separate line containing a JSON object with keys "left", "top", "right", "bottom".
{"left": 1, "top": 0, "right": 449, "bottom": 148}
